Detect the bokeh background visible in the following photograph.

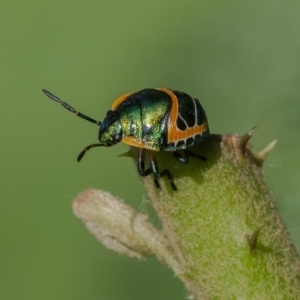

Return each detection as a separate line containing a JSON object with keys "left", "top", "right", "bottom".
{"left": 1, "top": 1, "right": 300, "bottom": 299}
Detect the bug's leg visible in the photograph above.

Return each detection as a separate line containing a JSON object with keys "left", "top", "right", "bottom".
{"left": 137, "top": 148, "right": 154, "bottom": 177}
{"left": 149, "top": 152, "right": 177, "bottom": 191}
{"left": 184, "top": 150, "right": 207, "bottom": 162}
{"left": 172, "top": 151, "right": 189, "bottom": 164}
{"left": 137, "top": 149, "right": 177, "bottom": 190}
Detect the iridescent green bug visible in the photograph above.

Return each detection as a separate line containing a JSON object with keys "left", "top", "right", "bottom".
{"left": 42, "top": 88, "right": 209, "bottom": 190}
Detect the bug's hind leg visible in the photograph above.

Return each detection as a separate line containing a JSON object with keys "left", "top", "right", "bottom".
{"left": 184, "top": 150, "right": 207, "bottom": 162}
{"left": 172, "top": 150, "right": 206, "bottom": 164}
{"left": 137, "top": 149, "right": 177, "bottom": 191}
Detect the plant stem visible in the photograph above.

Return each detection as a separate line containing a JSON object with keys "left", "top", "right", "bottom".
{"left": 135, "top": 133, "right": 300, "bottom": 299}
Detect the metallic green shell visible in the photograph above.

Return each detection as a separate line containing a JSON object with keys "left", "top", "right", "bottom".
{"left": 116, "top": 89, "right": 170, "bottom": 150}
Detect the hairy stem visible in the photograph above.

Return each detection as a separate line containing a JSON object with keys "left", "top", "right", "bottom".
{"left": 132, "top": 132, "right": 300, "bottom": 299}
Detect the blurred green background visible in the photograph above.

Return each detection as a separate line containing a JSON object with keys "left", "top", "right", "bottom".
{"left": 1, "top": 1, "right": 300, "bottom": 299}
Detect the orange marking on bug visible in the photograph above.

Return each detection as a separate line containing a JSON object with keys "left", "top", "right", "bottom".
{"left": 112, "top": 92, "right": 135, "bottom": 110}
{"left": 170, "top": 122, "right": 208, "bottom": 143}
{"left": 122, "top": 136, "right": 145, "bottom": 148}
{"left": 158, "top": 88, "right": 208, "bottom": 143}
{"left": 158, "top": 88, "right": 178, "bottom": 126}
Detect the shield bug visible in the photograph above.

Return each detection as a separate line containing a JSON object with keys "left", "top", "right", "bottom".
{"left": 42, "top": 88, "right": 209, "bottom": 190}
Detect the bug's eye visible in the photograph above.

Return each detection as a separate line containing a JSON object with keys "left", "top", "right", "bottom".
{"left": 113, "top": 133, "right": 122, "bottom": 143}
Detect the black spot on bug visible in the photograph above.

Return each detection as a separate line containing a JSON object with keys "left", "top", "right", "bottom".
{"left": 173, "top": 91, "right": 196, "bottom": 127}
{"left": 177, "top": 116, "right": 187, "bottom": 130}
{"left": 176, "top": 140, "right": 185, "bottom": 148}
{"left": 186, "top": 137, "right": 194, "bottom": 147}
{"left": 194, "top": 98, "right": 208, "bottom": 126}
{"left": 167, "top": 142, "right": 176, "bottom": 151}
{"left": 194, "top": 134, "right": 202, "bottom": 144}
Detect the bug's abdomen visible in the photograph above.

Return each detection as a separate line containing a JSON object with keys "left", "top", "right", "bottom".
{"left": 161, "top": 89, "right": 209, "bottom": 151}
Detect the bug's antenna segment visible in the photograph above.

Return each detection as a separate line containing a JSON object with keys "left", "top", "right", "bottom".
{"left": 42, "top": 89, "right": 101, "bottom": 125}
{"left": 77, "top": 143, "right": 105, "bottom": 162}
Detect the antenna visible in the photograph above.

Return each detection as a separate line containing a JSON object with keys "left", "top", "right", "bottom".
{"left": 42, "top": 89, "right": 101, "bottom": 125}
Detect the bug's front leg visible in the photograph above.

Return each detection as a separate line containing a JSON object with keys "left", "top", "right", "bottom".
{"left": 137, "top": 148, "right": 153, "bottom": 177}
{"left": 137, "top": 149, "right": 177, "bottom": 191}
{"left": 149, "top": 151, "right": 177, "bottom": 191}
{"left": 137, "top": 148, "right": 161, "bottom": 188}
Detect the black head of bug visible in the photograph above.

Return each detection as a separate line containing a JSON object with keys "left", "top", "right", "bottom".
{"left": 98, "top": 110, "right": 122, "bottom": 146}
